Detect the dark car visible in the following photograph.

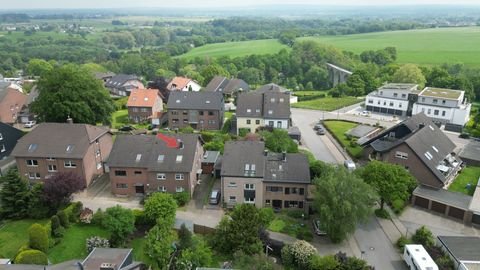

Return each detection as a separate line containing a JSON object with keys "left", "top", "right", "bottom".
{"left": 316, "top": 128, "right": 325, "bottom": 135}
{"left": 209, "top": 189, "right": 221, "bottom": 205}
{"left": 119, "top": 125, "right": 135, "bottom": 132}
{"left": 313, "top": 124, "right": 324, "bottom": 130}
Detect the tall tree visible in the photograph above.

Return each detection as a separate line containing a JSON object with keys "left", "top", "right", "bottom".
{"left": 314, "top": 166, "right": 376, "bottom": 243}
{"left": 200, "top": 64, "right": 230, "bottom": 85}
{"left": 359, "top": 161, "right": 417, "bottom": 210}
{"left": 31, "top": 64, "right": 114, "bottom": 124}
{"left": 26, "top": 58, "right": 53, "bottom": 77}
{"left": 102, "top": 206, "right": 135, "bottom": 247}
{"left": 145, "top": 218, "right": 176, "bottom": 270}
{"left": 0, "top": 169, "right": 31, "bottom": 219}
{"left": 42, "top": 172, "right": 85, "bottom": 213}
{"left": 262, "top": 129, "right": 298, "bottom": 153}
{"left": 392, "top": 64, "right": 426, "bottom": 88}
{"left": 144, "top": 192, "right": 177, "bottom": 225}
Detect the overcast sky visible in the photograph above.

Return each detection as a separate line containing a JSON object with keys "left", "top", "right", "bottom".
{"left": 1, "top": 0, "right": 479, "bottom": 9}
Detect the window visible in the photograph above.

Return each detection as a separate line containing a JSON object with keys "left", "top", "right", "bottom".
{"left": 96, "top": 150, "right": 101, "bottom": 157}
{"left": 427, "top": 109, "right": 431, "bottom": 115}
{"left": 199, "top": 111, "right": 204, "bottom": 116}
{"left": 141, "top": 108, "right": 148, "bottom": 112}
{"left": 285, "top": 187, "right": 290, "bottom": 194}
{"left": 299, "top": 188, "right": 305, "bottom": 195}
{"left": 433, "top": 99, "right": 438, "bottom": 104}
{"left": 379, "top": 91, "right": 383, "bottom": 95}
{"left": 206, "top": 111, "right": 213, "bottom": 116}
{"left": 245, "top": 197, "right": 255, "bottom": 204}
{"left": 26, "top": 159, "right": 38, "bottom": 166}
{"left": 228, "top": 182, "right": 237, "bottom": 187}
{"left": 424, "top": 151, "right": 433, "bottom": 160}
{"left": 0, "top": 133, "right": 3, "bottom": 140}
{"left": 393, "top": 93, "right": 398, "bottom": 97}
{"left": 176, "top": 186, "right": 185, "bottom": 193}
{"left": 277, "top": 121, "right": 282, "bottom": 128}
{"left": 247, "top": 109, "right": 251, "bottom": 113}
{"left": 157, "top": 155, "right": 165, "bottom": 163}
{"left": 395, "top": 151, "right": 408, "bottom": 160}
{"left": 64, "top": 160, "right": 77, "bottom": 168}
{"left": 442, "top": 100, "right": 446, "bottom": 104}
{"left": 434, "top": 110, "right": 439, "bottom": 116}
{"left": 268, "top": 121, "right": 274, "bottom": 127}
{"left": 268, "top": 110, "right": 273, "bottom": 115}
{"left": 229, "top": 196, "right": 236, "bottom": 202}
{"left": 255, "top": 120, "right": 260, "bottom": 125}
{"left": 244, "top": 164, "right": 250, "bottom": 176}
{"left": 280, "top": 98, "right": 285, "bottom": 103}
{"left": 266, "top": 186, "right": 283, "bottom": 192}
{"left": 208, "top": 120, "right": 216, "bottom": 125}
{"left": 158, "top": 186, "right": 167, "bottom": 192}
{"left": 115, "top": 170, "right": 127, "bottom": 176}
{"left": 389, "top": 102, "right": 394, "bottom": 107}
{"left": 134, "top": 171, "right": 142, "bottom": 175}
{"left": 377, "top": 101, "right": 380, "bottom": 105}
{"left": 265, "top": 199, "right": 271, "bottom": 205}
{"left": 136, "top": 154, "right": 142, "bottom": 162}
{"left": 0, "top": 144, "right": 5, "bottom": 153}
{"left": 246, "top": 119, "right": 251, "bottom": 124}
{"left": 176, "top": 155, "right": 183, "bottom": 163}
{"left": 383, "top": 101, "right": 386, "bottom": 106}
{"left": 399, "top": 104, "right": 402, "bottom": 108}
{"left": 132, "top": 108, "right": 138, "bottom": 112}
{"left": 442, "top": 111, "right": 446, "bottom": 117}
{"left": 47, "top": 157, "right": 55, "bottom": 161}
{"left": 432, "top": 146, "right": 439, "bottom": 153}
{"left": 291, "top": 188, "right": 298, "bottom": 194}
{"left": 401, "top": 94, "right": 406, "bottom": 98}
{"left": 245, "top": 183, "right": 255, "bottom": 190}
{"left": 48, "top": 165, "right": 57, "bottom": 172}
{"left": 255, "top": 109, "right": 260, "bottom": 113}
{"left": 171, "top": 110, "right": 178, "bottom": 115}
{"left": 368, "top": 99, "right": 373, "bottom": 104}
{"left": 183, "top": 111, "right": 188, "bottom": 115}
{"left": 28, "top": 172, "right": 41, "bottom": 179}
{"left": 116, "top": 183, "right": 128, "bottom": 189}
{"left": 175, "top": 174, "right": 184, "bottom": 180}
{"left": 422, "top": 97, "right": 425, "bottom": 102}
{"left": 157, "top": 173, "right": 166, "bottom": 180}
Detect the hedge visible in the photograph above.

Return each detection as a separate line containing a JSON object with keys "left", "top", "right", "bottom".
{"left": 28, "top": 224, "right": 49, "bottom": 253}
{"left": 15, "top": 249, "right": 48, "bottom": 265}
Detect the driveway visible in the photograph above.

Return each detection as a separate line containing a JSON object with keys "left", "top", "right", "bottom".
{"left": 188, "top": 174, "right": 221, "bottom": 211}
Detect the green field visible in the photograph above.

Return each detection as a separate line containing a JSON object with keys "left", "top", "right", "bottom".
{"left": 323, "top": 120, "right": 364, "bottom": 158}
{"left": 300, "top": 27, "right": 480, "bottom": 67}
{"left": 0, "top": 219, "right": 48, "bottom": 258}
{"left": 179, "top": 39, "right": 289, "bottom": 60}
{"left": 292, "top": 97, "right": 361, "bottom": 111}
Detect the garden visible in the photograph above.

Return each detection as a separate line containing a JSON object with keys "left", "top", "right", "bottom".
{"left": 448, "top": 166, "right": 480, "bottom": 196}
{"left": 322, "top": 120, "right": 364, "bottom": 158}
{"left": 267, "top": 210, "right": 313, "bottom": 241}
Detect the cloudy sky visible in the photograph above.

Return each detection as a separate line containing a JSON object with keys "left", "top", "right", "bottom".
{"left": 1, "top": 0, "right": 479, "bottom": 9}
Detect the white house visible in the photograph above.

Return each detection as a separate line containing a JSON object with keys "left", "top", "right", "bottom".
{"left": 167, "top": 77, "right": 201, "bottom": 92}
{"left": 365, "top": 83, "right": 419, "bottom": 117}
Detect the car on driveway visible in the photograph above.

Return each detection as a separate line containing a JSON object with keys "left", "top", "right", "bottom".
{"left": 24, "top": 121, "right": 36, "bottom": 128}
{"left": 316, "top": 128, "right": 325, "bottom": 135}
{"left": 312, "top": 219, "right": 327, "bottom": 236}
{"left": 119, "top": 125, "right": 135, "bottom": 132}
{"left": 360, "top": 110, "right": 370, "bottom": 117}
{"left": 314, "top": 123, "right": 324, "bottom": 130}
{"left": 209, "top": 189, "right": 221, "bottom": 205}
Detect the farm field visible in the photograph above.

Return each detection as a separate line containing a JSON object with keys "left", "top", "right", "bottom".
{"left": 299, "top": 27, "right": 480, "bottom": 67}
{"left": 178, "top": 39, "right": 290, "bottom": 60}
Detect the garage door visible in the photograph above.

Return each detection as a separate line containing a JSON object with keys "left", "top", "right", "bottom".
{"left": 431, "top": 201, "right": 447, "bottom": 214}
{"left": 472, "top": 214, "right": 480, "bottom": 225}
{"left": 447, "top": 207, "right": 465, "bottom": 220}
{"left": 414, "top": 196, "right": 429, "bottom": 209}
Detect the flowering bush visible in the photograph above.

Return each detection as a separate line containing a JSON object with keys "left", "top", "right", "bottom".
{"left": 281, "top": 240, "right": 316, "bottom": 269}
{"left": 86, "top": 236, "right": 110, "bottom": 253}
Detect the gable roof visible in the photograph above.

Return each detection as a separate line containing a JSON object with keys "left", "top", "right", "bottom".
{"left": 107, "top": 133, "right": 200, "bottom": 172}
{"left": 263, "top": 92, "right": 291, "bottom": 119}
{"left": 0, "top": 88, "right": 28, "bottom": 123}
{"left": 221, "top": 141, "right": 265, "bottom": 178}
{"left": 167, "top": 91, "right": 223, "bottom": 110}
{"left": 205, "top": 76, "right": 250, "bottom": 94}
{"left": 205, "top": 76, "right": 229, "bottom": 92}
{"left": 105, "top": 74, "right": 140, "bottom": 88}
{"left": 256, "top": 83, "right": 289, "bottom": 94}
{"left": 236, "top": 93, "right": 263, "bottom": 118}
{"left": 82, "top": 248, "right": 134, "bottom": 270}
{"left": 127, "top": 88, "right": 161, "bottom": 108}
{"left": 167, "top": 77, "right": 192, "bottom": 90}
{"left": 264, "top": 153, "right": 310, "bottom": 184}
{"left": 12, "top": 123, "right": 109, "bottom": 159}
{"left": 0, "top": 122, "right": 24, "bottom": 157}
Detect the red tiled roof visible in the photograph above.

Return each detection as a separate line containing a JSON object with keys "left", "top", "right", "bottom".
{"left": 167, "top": 77, "right": 192, "bottom": 90}
{"left": 127, "top": 88, "right": 161, "bottom": 107}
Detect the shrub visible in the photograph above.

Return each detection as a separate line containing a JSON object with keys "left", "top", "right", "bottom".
{"left": 91, "top": 208, "right": 105, "bottom": 225}
{"left": 459, "top": 132, "right": 470, "bottom": 139}
{"left": 412, "top": 226, "right": 435, "bottom": 248}
{"left": 436, "top": 255, "right": 454, "bottom": 270}
{"left": 64, "top": 201, "right": 83, "bottom": 223}
{"left": 50, "top": 215, "right": 64, "bottom": 238}
{"left": 396, "top": 236, "right": 412, "bottom": 252}
{"left": 15, "top": 249, "right": 48, "bottom": 265}
{"left": 286, "top": 209, "right": 306, "bottom": 219}
{"left": 391, "top": 198, "right": 405, "bottom": 214}
{"left": 281, "top": 240, "right": 316, "bottom": 269}
{"left": 133, "top": 209, "right": 148, "bottom": 226}
{"left": 86, "top": 236, "right": 110, "bottom": 253}
{"left": 259, "top": 207, "right": 275, "bottom": 227}
{"left": 180, "top": 126, "right": 194, "bottom": 134}
{"left": 201, "top": 131, "right": 216, "bottom": 142}
{"left": 374, "top": 209, "right": 390, "bottom": 219}
{"left": 296, "top": 228, "right": 313, "bottom": 242}
{"left": 238, "top": 128, "right": 250, "bottom": 137}
{"left": 173, "top": 192, "right": 190, "bottom": 207}
{"left": 28, "top": 224, "right": 49, "bottom": 253}
{"left": 57, "top": 210, "right": 70, "bottom": 228}
{"left": 114, "top": 97, "right": 128, "bottom": 110}
{"left": 309, "top": 254, "right": 340, "bottom": 270}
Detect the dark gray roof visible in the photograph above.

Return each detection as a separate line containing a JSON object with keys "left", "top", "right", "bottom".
{"left": 82, "top": 248, "right": 134, "bottom": 270}
{"left": 166, "top": 91, "right": 224, "bottom": 110}
{"left": 107, "top": 134, "right": 200, "bottom": 172}
{"left": 263, "top": 92, "right": 291, "bottom": 119}
{"left": 221, "top": 141, "right": 265, "bottom": 177}
{"left": 438, "top": 236, "right": 480, "bottom": 261}
{"left": 460, "top": 140, "right": 480, "bottom": 162}
{"left": 105, "top": 74, "right": 139, "bottom": 88}
{"left": 413, "top": 186, "right": 471, "bottom": 210}
{"left": 12, "top": 123, "right": 109, "bottom": 159}
{"left": 202, "top": 151, "right": 220, "bottom": 164}
{"left": 94, "top": 72, "right": 116, "bottom": 80}
{"left": 236, "top": 92, "right": 263, "bottom": 118}
{"left": 264, "top": 153, "right": 310, "bottom": 184}
{"left": 0, "top": 122, "right": 24, "bottom": 159}
{"left": 256, "top": 83, "right": 289, "bottom": 94}
{"left": 205, "top": 77, "right": 250, "bottom": 95}
{"left": 346, "top": 125, "right": 377, "bottom": 138}
{"left": 204, "top": 76, "right": 229, "bottom": 92}
{"left": 224, "top": 79, "right": 250, "bottom": 94}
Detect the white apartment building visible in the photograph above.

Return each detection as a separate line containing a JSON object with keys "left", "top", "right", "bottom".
{"left": 365, "top": 83, "right": 419, "bottom": 117}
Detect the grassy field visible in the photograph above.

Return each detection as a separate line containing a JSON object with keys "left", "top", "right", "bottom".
{"left": 323, "top": 120, "right": 363, "bottom": 158}
{"left": 0, "top": 219, "right": 48, "bottom": 258}
{"left": 300, "top": 27, "right": 480, "bottom": 67}
{"left": 448, "top": 166, "right": 480, "bottom": 196}
{"left": 179, "top": 39, "right": 289, "bottom": 60}
{"left": 292, "top": 97, "right": 361, "bottom": 111}
{"left": 48, "top": 224, "right": 110, "bottom": 263}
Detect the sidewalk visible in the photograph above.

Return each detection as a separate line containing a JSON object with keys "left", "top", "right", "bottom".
{"left": 375, "top": 206, "right": 408, "bottom": 245}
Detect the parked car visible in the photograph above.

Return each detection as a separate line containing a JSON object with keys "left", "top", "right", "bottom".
{"left": 360, "top": 111, "right": 370, "bottom": 117}
{"left": 209, "top": 189, "right": 221, "bottom": 205}
{"left": 314, "top": 123, "right": 324, "bottom": 130}
{"left": 312, "top": 219, "right": 327, "bottom": 236}
{"left": 119, "top": 125, "right": 135, "bottom": 132}
{"left": 344, "top": 159, "right": 356, "bottom": 171}
{"left": 316, "top": 128, "right": 325, "bottom": 135}
{"left": 24, "top": 121, "right": 36, "bottom": 128}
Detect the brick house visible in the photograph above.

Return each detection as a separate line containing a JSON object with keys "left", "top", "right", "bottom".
{"left": 127, "top": 88, "right": 163, "bottom": 123}
{"left": 221, "top": 141, "right": 311, "bottom": 210}
{"left": 11, "top": 123, "right": 113, "bottom": 186}
{"left": 167, "top": 91, "right": 224, "bottom": 130}
{"left": 361, "top": 112, "right": 462, "bottom": 189}
{"left": 104, "top": 74, "right": 144, "bottom": 97}
{"left": 0, "top": 86, "right": 27, "bottom": 124}
{"left": 107, "top": 133, "right": 203, "bottom": 197}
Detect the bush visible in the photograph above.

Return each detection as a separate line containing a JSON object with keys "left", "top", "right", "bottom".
{"left": 57, "top": 210, "right": 70, "bottom": 228}
{"left": 133, "top": 209, "right": 148, "bottom": 226}
{"left": 374, "top": 208, "right": 390, "bottom": 219}
{"left": 91, "top": 208, "right": 105, "bottom": 225}
{"left": 201, "top": 131, "right": 216, "bottom": 143}
{"left": 64, "top": 201, "right": 83, "bottom": 223}
{"left": 28, "top": 224, "right": 49, "bottom": 253}
{"left": 281, "top": 240, "right": 316, "bottom": 269}
{"left": 436, "top": 255, "right": 454, "bottom": 270}
{"left": 296, "top": 228, "right": 313, "bottom": 242}
{"left": 15, "top": 249, "right": 48, "bottom": 265}
{"left": 297, "top": 94, "right": 326, "bottom": 102}
{"left": 180, "top": 126, "right": 194, "bottom": 134}
{"left": 114, "top": 97, "right": 128, "bottom": 110}
{"left": 238, "top": 128, "right": 250, "bottom": 137}
{"left": 309, "top": 254, "right": 340, "bottom": 270}
{"left": 391, "top": 198, "right": 405, "bottom": 214}
{"left": 396, "top": 236, "right": 412, "bottom": 252}
{"left": 412, "top": 226, "right": 435, "bottom": 248}
{"left": 50, "top": 215, "right": 64, "bottom": 238}
{"left": 459, "top": 132, "right": 470, "bottom": 139}
{"left": 173, "top": 192, "right": 190, "bottom": 207}
{"left": 86, "top": 236, "right": 110, "bottom": 253}
{"left": 259, "top": 208, "right": 275, "bottom": 227}
{"left": 286, "top": 209, "right": 306, "bottom": 219}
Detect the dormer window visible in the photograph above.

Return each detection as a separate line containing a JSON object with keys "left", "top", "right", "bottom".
{"left": 66, "top": 144, "right": 75, "bottom": 153}
{"left": 176, "top": 155, "right": 183, "bottom": 163}
{"left": 157, "top": 155, "right": 165, "bottom": 163}
{"left": 268, "top": 110, "right": 273, "bottom": 115}
{"left": 247, "top": 109, "right": 251, "bottom": 113}
{"left": 270, "top": 98, "right": 275, "bottom": 103}
{"left": 0, "top": 133, "right": 3, "bottom": 140}
{"left": 28, "top": 143, "right": 38, "bottom": 153}
{"left": 280, "top": 98, "right": 284, "bottom": 103}
{"left": 255, "top": 109, "right": 260, "bottom": 113}
{"left": 176, "top": 99, "right": 180, "bottom": 103}
{"left": 144, "top": 97, "right": 148, "bottom": 101}
{"left": 136, "top": 154, "right": 142, "bottom": 162}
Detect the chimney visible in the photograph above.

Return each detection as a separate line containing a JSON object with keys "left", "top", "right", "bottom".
{"left": 66, "top": 116, "right": 73, "bottom": 124}
{"left": 282, "top": 151, "right": 286, "bottom": 162}
{"left": 177, "top": 139, "right": 184, "bottom": 149}
{"left": 264, "top": 149, "right": 268, "bottom": 156}
{"left": 99, "top": 263, "right": 116, "bottom": 270}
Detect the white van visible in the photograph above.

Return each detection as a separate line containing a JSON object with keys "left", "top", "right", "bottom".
{"left": 344, "top": 160, "right": 356, "bottom": 171}
{"left": 403, "top": 244, "right": 438, "bottom": 270}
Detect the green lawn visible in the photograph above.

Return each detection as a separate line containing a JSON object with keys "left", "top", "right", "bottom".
{"left": 292, "top": 97, "right": 361, "bottom": 111}
{"left": 448, "top": 166, "right": 480, "bottom": 196}
{"left": 323, "top": 120, "right": 363, "bottom": 158}
{"left": 300, "top": 27, "right": 480, "bottom": 67}
{"left": 0, "top": 219, "right": 48, "bottom": 258}
{"left": 48, "top": 224, "right": 110, "bottom": 264}
{"left": 267, "top": 213, "right": 310, "bottom": 240}
{"left": 111, "top": 109, "right": 129, "bottom": 129}
{"left": 178, "top": 39, "right": 289, "bottom": 60}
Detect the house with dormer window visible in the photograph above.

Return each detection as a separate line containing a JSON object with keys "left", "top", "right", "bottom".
{"left": 11, "top": 123, "right": 113, "bottom": 186}
{"left": 127, "top": 88, "right": 163, "bottom": 123}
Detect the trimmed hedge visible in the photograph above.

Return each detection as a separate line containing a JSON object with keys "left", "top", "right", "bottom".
{"left": 28, "top": 224, "right": 49, "bottom": 253}
{"left": 15, "top": 249, "right": 48, "bottom": 265}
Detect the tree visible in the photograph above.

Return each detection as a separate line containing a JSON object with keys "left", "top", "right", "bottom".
{"left": 144, "top": 192, "right": 177, "bottom": 225}
{"left": 15, "top": 249, "right": 48, "bottom": 265}
{"left": 232, "top": 251, "right": 280, "bottom": 270}
{"left": 262, "top": 129, "right": 298, "bottom": 153}
{"left": 26, "top": 58, "right": 53, "bottom": 77}
{"left": 309, "top": 254, "right": 340, "bottom": 270}
{"left": 50, "top": 215, "right": 64, "bottom": 238}
{"left": 201, "top": 64, "right": 230, "bottom": 85}
{"left": 177, "top": 223, "right": 193, "bottom": 251}
{"left": 310, "top": 160, "right": 333, "bottom": 180}
{"left": 392, "top": 64, "right": 426, "bottom": 88}
{"left": 42, "top": 172, "right": 85, "bottom": 213}
{"left": 28, "top": 223, "right": 49, "bottom": 253}
{"left": 0, "top": 169, "right": 31, "bottom": 219}
{"left": 359, "top": 161, "right": 416, "bottom": 210}
{"left": 145, "top": 218, "right": 176, "bottom": 269}
{"left": 102, "top": 205, "right": 135, "bottom": 247}
{"left": 411, "top": 226, "right": 435, "bottom": 248}
{"left": 175, "top": 236, "right": 213, "bottom": 270}
{"left": 278, "top": 30, "right": 297, "bottom": 47}
{"left": 313, "top": 166, "right": 376, "bottom": 243}
{"left": 31, "top": 64, "right": 115, "bottom": 125}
